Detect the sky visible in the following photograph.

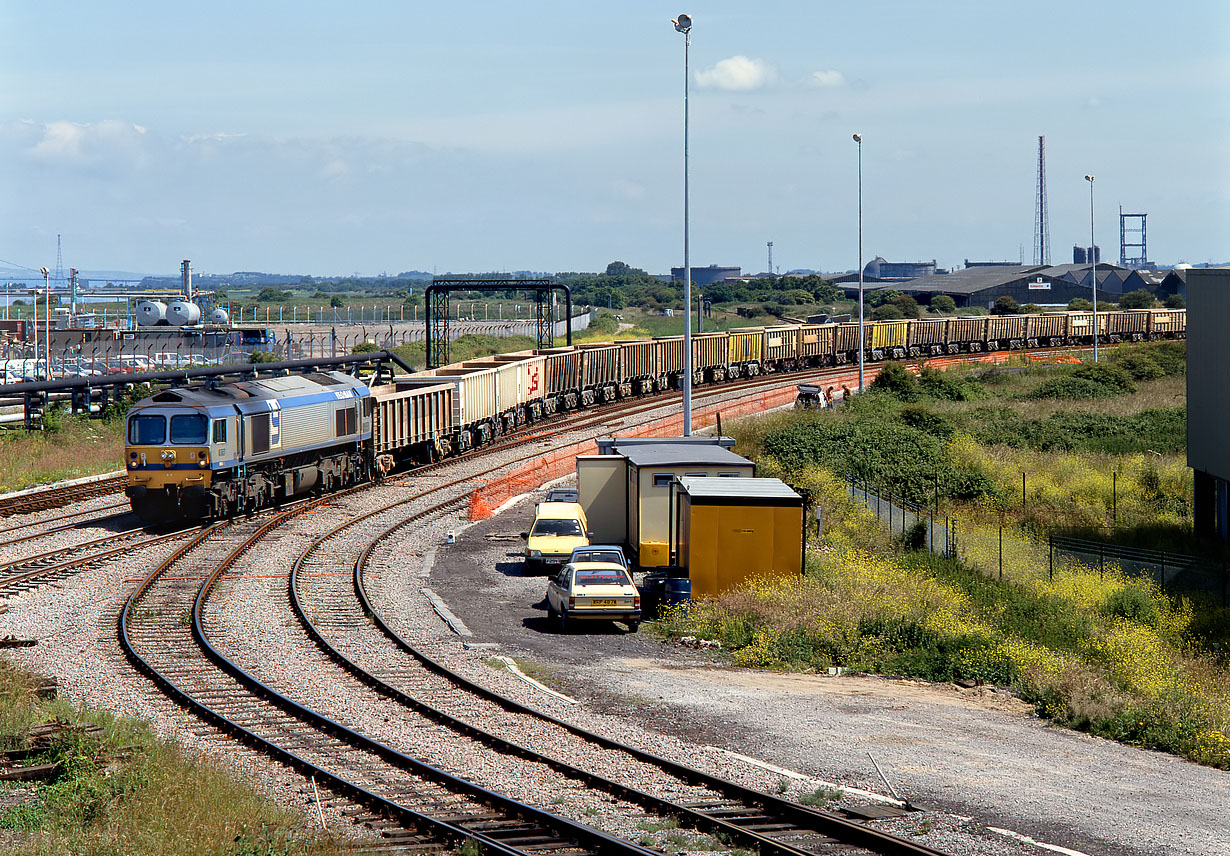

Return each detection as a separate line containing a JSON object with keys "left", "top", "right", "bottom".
{"left": 1, "top": 1, "right": 1227, "bottom": 278}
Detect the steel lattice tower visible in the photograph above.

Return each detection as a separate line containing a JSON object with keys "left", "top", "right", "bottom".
{"left": 54, "top": 234, "right": 64, "bottom": 287}
{"left": 1033, "top": 137, "right": 1051, "bottom": 266}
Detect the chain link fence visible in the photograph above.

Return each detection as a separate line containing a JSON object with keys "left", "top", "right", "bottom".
{"left": 846, "top": 476, "right": 1228, "bottom": 604}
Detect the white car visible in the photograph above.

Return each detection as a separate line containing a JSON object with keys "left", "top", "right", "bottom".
{"left": 546, "top": 561, "right": 641, "bottom": 633}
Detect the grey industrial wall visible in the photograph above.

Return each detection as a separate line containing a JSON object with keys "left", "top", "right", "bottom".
{"left": 1185, "top": 268, "right": 1230, "bottom": 538}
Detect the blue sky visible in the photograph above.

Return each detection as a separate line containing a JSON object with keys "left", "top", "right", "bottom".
{"left": 2, "top": 1, "right": 1227, "bottom": 277}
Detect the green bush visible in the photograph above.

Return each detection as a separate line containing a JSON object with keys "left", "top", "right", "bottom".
{"left": 1163, "top": 294, "right": 1185, "bottom": 309}
{"left": 1118, "top": 289, "right": 1157, "bottom": 309}
{"left": 930, "top": 295, "right": 956, "bottom": 313}
{"left": 1070, "top": 362, "right": 1136, "bottom": 394}
{"left": 1068, "top": 298, "right": 1094, "bottom": 311}
{"left": 868, "top": 362, "right": 916, "bottom": 399}
{"left": 897, "top": 403, "right": 953, "bottom": 439}
{"left": 993, "top": 296, "right": 1021, "bottom": 315}
{"left": 761, "top": 412, "right": 1000, "bottom": 504}
{"left": 1103, "top": 586, "right": 1159, "bottom": 628}
{"left": 1110, "top": 352, "right": 1165, "bottom": 381}
{"left": 917, "top": 365, "right": 985, "bottom": 401}
{"left": 871, "top": 303, "right": 905, "bottom": 321}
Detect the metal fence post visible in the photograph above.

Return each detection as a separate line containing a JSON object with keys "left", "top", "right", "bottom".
{"left": 1160, "top": 553, "right": 1166, "bottom": 594}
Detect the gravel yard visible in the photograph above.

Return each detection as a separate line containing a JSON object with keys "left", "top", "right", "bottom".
{"left": 427, "top": 482, "right": 1230, "bottom": 856}
{"left": 0, "top": 453, "right": 1225, "bottom": 856}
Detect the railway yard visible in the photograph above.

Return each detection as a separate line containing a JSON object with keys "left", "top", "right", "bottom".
{"left": 0, "top": 363, "right": 1224, "bottom": 856}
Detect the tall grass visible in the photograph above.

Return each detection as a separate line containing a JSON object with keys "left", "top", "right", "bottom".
{"left": 0, "top": 658, "right": 346, "bottom": 855}
{"left": 0, "top": 416, "right": 125, "bottom": 494}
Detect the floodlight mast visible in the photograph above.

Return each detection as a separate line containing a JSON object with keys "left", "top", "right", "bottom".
{"left": 1084, "top": 174, "right": 1098, "bottom": 363}
{"left": 853, "top": 133, "right": 864, "bottom": 391}
{"left": 673, "top": 13, "right": 693, "bottom": 435}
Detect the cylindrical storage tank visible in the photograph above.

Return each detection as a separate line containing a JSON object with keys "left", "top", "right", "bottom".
{"left": 136, "top": 300, "right": 167, "bottom": 326}
{"left": 166, "top": 300, "right": 202, "bottom": 327}
{"left": 208, "top": 308, "right": 230, "bottom": 325}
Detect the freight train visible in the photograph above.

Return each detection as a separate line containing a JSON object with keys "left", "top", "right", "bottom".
{"left": 124, "top": 308, "right": 1185, "bottom": 524}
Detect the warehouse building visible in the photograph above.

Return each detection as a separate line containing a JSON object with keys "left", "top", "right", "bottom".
{"left": 1186, "top": 268, "right": 1230, "bottom": 540}
{"left": 900, "top": 263, "right": 1130, "bottom": 309}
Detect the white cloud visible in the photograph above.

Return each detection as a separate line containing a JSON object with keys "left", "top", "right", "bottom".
{"left": 25, "top": 120, "right": 150, "bottom": 170}
{"left": 808, "top": 70, "right": 847, "bottom": 89}
{"left": 695, "top": 56, "right": 777, "bottom": 92}
{"left": 322, "top": 159, "right": 350, "bottom": 180}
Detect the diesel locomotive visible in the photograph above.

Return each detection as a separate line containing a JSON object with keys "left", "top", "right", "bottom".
{"left": 124, "top": 308, "right": 1185, "bottom": 524}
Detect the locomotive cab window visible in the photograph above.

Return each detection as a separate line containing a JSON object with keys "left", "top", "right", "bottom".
{"left": 212, "top": 419, "right": 227, "bottom": 443}
{"left": 335, "top": 405, "right": 357, "bottom": 437}
{"left": 128, "top": 414, "right": 165, "bottom": 445}
{"left": 170, "top": 414, "right": 208, "bottom": 445}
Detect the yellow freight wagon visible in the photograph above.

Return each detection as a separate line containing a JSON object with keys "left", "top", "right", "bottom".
{"left": 871, "top": 320, "right": 908, "bottom": 351}
{"left": 674, "top": 476, "right": 802, "bottom": 597}
{"left": 727, "top": 329, "right": 764, "bottom": 364}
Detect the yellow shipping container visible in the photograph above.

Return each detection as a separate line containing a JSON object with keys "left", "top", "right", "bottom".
{"left": 674, "top": 477, "right": 802, "bottom": 597}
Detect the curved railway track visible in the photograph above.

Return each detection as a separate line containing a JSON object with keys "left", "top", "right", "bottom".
{"left": 122, "top": 507, "right": 665, "bottom": 856}
{"left": 285, "top": 478, "right": 948, "bottom": 856}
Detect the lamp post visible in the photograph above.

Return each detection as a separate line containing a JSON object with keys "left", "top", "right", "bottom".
{"left": 673, "top": 12, "right": 693, "bottom": 435}
{"left": 853, "top": 133, "right": 864, "bottom": 390}
{"left": 39, "top": 267, "right": 50, "bottom": 380}
{"left": 1084, "top": 174, "right": 1098, "bottom": 363}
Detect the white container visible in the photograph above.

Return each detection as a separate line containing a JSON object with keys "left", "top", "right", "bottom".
{"left": 166, "top": 300, "right": 202, "bottom": 327}
{"left": 136, "top": 300, "right": 167, "bottom": 326}
{"left": 208, "top": 308, "right": 230, "bottom": 325}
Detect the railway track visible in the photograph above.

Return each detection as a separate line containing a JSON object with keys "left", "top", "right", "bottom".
{"left": 0, "top": 525, "right": 197, "bottom": 596}
{"left": 281, "top": 478, "right": 946, "bottom": 856}
{"left": 0, "top": 474, "right": 128, "bottom": 518}
{"left": 122, "top": 508, "right": 668, "bottom": 856}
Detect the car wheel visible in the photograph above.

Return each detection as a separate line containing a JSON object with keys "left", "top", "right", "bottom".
{"left": 626, "top": 620, "right": 639, "bottom": 633}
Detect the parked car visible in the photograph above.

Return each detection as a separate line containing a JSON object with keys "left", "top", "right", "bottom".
{"left": 546, "top": 561, "right": 641, "bottom": 632}
{"left": 543, "top": 487, "right": 579, "bottom": 504}
{"left": 568, "top": 545, "right": 628, "bottom": 569}
{"left": 521, "top": 502, "right": 590, "bottom": 574}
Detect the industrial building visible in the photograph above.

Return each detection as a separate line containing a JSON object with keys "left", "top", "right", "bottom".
{"left": 1185, "top": 268, "right": 1230, "bottom": 540}
{"left": 899, "top": 263, "right": 1131, "bottom": 308}
{"left": 670, "top": 265, "right": 741, "bottom": 285}
{"left": 861, "top": 257, "right": 938, "bottom": 281}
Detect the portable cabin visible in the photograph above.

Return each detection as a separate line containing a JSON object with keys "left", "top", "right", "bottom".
{"left": 576, "top": 436, "right": 754, "bottom": 568}
{"left": 672, "top": 476, "right": 804, "bottom": 597}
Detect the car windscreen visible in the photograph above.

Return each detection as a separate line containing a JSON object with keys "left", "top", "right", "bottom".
{"left": 531, "top": 518, "right": 584, "bottom": 537}
{"left": 573, "top": 551, "right": 624, "bottom": 566}
{"left": 573, "top": 569, "right": 631, "bottom": 586}
{"left": 128, "top": 414, "right": 166, "bottom": 445}
{"left": 169, "top": 414, "right": 209, "bottom": 444}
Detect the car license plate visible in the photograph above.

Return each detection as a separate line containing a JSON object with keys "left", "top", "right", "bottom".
{"left": 591, "top": 599, "right": 616, "bottom": 606}
{"left": 545, "top": 557, "right": 563, "bottom": 564}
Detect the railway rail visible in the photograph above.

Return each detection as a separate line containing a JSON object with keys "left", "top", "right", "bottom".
{"left": 0, "top": 474, "right": 128, "bottom": 518}
{"left": 287, "top": 483, "right": 947, "bottom": 856}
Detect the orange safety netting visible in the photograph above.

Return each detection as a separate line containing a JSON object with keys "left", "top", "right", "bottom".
{"left": 468, "top": 369, "right": 865, "bottom": 521}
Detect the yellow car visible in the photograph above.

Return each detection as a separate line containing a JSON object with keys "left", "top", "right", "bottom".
{"left": 546, "top": 561, "right": 641, "bottom": 633}
{"left": 521, "top": 502, "right": 590, "bottom": 575}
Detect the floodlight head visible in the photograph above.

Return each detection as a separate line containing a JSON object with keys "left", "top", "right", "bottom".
{"left": 673, "top": 13, "right": 692, "bottom": 33}
{"left": 1084, "top": 174, "right": 1094, "bottom": 182}
{"left": 40, "top": 267, "right": 48, "bottom": 276}
{"left": 852, "top": 133, "right": 862, "bottom": 143}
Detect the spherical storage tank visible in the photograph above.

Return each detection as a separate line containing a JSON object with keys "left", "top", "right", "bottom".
{"left": 208, "top": 307, "right": 230, "bottom": 325}
{"left": 166, "top": 300, "right": 202, "bottom": 327}
{"left": 136, "top": 300, "right": 168, "bottom": 326}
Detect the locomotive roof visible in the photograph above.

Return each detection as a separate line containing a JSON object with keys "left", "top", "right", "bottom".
{"left": 135, "top": 371, "right": 366, "bottom": 410}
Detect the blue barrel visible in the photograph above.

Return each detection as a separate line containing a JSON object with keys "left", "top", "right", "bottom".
{"left": 663, "top": 577, "right": 692, "bottom": 613}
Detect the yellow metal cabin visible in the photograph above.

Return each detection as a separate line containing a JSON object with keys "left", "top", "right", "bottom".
{"left": 673, "top": 477, "right": 803, "bottom": 597}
